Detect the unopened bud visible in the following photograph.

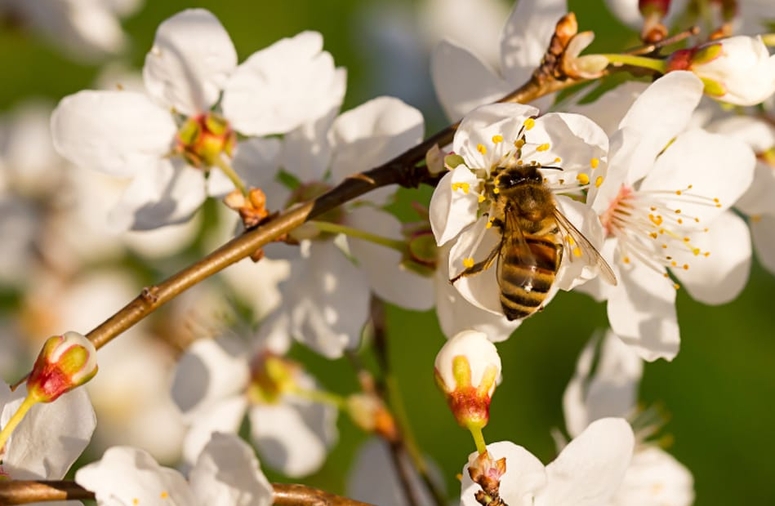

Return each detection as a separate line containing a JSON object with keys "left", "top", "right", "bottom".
{"left": 434, "top": 330, "right": 501, "bottom": 430}
{"left": 667, "top": 36, "right": 775, "bottom": 106}
{"left": 346, "top": 393, "right": 398, "bottom": 441}
{"left": 562, "top": 32, "right": 609, "bottom": 79}
{"left": 638, "top": 0, "right": 671, "bottom": 17}
{"left": 27, "top": 332, "right": 98, "bottom": 403}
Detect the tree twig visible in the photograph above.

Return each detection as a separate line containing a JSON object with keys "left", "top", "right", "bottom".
{"left": 0, "top": 480, "right": 376, "bottom": 505}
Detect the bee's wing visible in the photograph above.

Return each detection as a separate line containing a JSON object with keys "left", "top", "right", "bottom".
{"left": 552, "top": 207, "right": 617, "bottom": 286}
{"left": 496, "top": 205, "right": 538, "bottom": 289}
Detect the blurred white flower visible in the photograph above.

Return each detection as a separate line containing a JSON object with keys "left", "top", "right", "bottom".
{"left": 562, "top": 331, "right": 695, "bottom": 506}
{"left": 52, "top": 8, "right": 345, "bottom": 231}
{"left": 431, "top": 0, "right": 567, "bottom": 120}
{"left": 347, "top": 438, "right": 445, "bottom": 506}
{"left": 581, "top": 72, "right": 755, "bottom": 361}
{"left": 460, "top": 418, "right": 634, "bottom": 506}
{"left": 171, "top": 336, "right": 338, "bottom": 478}
{"left": 76, "top": 432, "right": 273, "bottom": 505}
{"left": 0, "top": 0, "right": 143, "bottom": 62}
{"left": 249, "top": 96, "right": 423, "bottom": 358}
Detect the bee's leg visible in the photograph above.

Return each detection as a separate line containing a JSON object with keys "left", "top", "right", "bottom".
{"left": 449, "top": 246, "right": 500, "bottom": 284}
{"left": 554, "top": 243, "right": 563, "bottom": 272}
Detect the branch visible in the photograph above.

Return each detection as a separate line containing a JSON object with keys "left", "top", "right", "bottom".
{"left": 0, "top": 480, "right": 375, "bottom": 506}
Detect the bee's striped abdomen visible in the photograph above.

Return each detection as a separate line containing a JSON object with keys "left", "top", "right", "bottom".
{"left": 498, "top": 235, "right": 559, "bottom": 321}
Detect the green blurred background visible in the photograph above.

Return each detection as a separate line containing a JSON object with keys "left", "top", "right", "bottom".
{"left": 1, "top": 0, "right": 774, "bottom": 504}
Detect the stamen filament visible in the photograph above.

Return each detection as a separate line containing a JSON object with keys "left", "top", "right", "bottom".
{"left": 212, "top": 156, "right": 248, "bottom": 196}
{"left": 0, "top": 395, "right": 38, "bottom": 452}
{"left": 599, "top": 54, "right": 668, "bottom": 73}
{"left": 311, "top": 221, "right": 406, "bottom": 252}
{"left": 289, "top": 386, "right": 346, "bottom": 409}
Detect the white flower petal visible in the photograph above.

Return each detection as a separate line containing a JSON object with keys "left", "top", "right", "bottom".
{"left": 706, "top": 115, "right": 775, "bottom": 153}
{"left": 538, "top": 418, "right": 634, "bottom": 506}
{"left": 461, "top": 441, "right": 546, "bottom": 506}
{"left": 534, "top": 112, "right": 608, "bottom": 174}
{"left": 611, "top": 446, "right": 694, "bottom": 506}
{"left": 434, "top": 254, "right": 521, "bottom": 341}
{"left": 223, "top": 32, "right": 346, "bottom": 136}
{"left": 189, "top": 432, "right": 273, "bottom": 506}
{"left": 429, "top": 167, "right": 481, "bottom": 246}
{"left": 330, "top": 96, "right": 424, "bottom": 205}
{"left": 735, "top": 164, "right": 775, "bottom": 217}
{"left": 182, "top": 396, "right": 248, "bottom": 465}
{"left": 348, "top": 438, "right": 443, "bottom": 506}
{"left": 453, "top": 103, "right": 539, "bottom": 170}
{"left": 249, "top": 398, "right": 337, "bottom": 478}
{"left": 607, "top": 261, "right": 680, "bottom": 362}
{"left": 448, "top": 216, "right": 504, "bottom": 315}
{"left": 76, "top": 446, "right": 194, "bottom": 504}
{"left": 284, "top": 241, "right": 371, "bottom": 358}
{"left": 500, "top": 0, "right": 566, "bottom": 86}
{"left": 347, "top": 206, "right": 434, "bottom": 310}
{"left": 108, "top": 159, "right": 207, "bottom": 231}
{"left": 617, "top": 72, "right": 704, "bottom": 183}
{"left": 143, "top": 9, "right": 237, "bottom": 115}
{"left": 672, "top": 211, "right": 751, "bottom": 305}
{"left": 171, "top": 337, "right": 250, "bottom": 418}
{"left": 2, "top": 387, "right": 95, "bottom": 480}
{"left": 563, "top": 331, "right": 643, "bottom": 438}
{"left": 431, "top": 40, "right": 513, "bottom": 121}
{"left": 568, "top": 81, "right": 649, "bottom": 136}
{"left": 751, "top": 214, "right": 775, "bottom": 275}
{"left": 640, "top": 128, "right": 755, "bottom": 223}
{"left": 51, "top": 90, "right": 175, "bottom": 177}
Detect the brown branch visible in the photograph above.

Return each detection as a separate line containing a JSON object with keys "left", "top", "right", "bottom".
{"left": 0, "top": 480, "right": 375, "bottom": 505}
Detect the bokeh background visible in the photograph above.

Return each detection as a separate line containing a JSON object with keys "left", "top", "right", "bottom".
{"left": 1, "top": 0, "right": 774, "bottom": 504}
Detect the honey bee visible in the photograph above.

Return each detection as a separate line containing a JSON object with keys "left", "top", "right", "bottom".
{"left": 450, "top": 163, "right": 617, "bottom": 321}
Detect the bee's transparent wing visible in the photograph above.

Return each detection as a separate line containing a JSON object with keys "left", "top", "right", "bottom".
{"left": 552, "top": 207, "right": 617, "bottom": 286}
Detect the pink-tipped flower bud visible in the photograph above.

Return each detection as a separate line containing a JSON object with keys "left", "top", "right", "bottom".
{"left": 27, "top": 332, "right": 98, "bottom": 403}
{"left": 346, "top": 393, "right": 398, "bottom": 441}
{"left": 667, "top": 36, "right": 775, "bottom": 106}
{"left": 434, "top": 330, "right": 501, "bottom": 430}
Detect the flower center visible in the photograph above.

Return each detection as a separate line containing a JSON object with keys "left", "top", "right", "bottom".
{"left": 174, "top": 112, "right": 236, "bottom": 168}
{"left": 601, "top": 183, "right": 717, "bottom": 277}
{"left": 246, "top": 353, "right": 299, "bottom": 405}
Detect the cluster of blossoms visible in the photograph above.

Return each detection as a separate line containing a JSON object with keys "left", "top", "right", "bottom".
{"left": 1, "top": 0, "right": 775, "bottom": 504}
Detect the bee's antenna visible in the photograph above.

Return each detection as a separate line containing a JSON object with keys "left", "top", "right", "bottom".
{"left": 539, "top": 165, "right": 564, "bottom": 171}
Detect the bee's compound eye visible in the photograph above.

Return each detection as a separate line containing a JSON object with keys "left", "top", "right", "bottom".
{"left": 499, "top": 174, "right": 524, "bottom": 188}
{"left": 529, "top": 173, "right": 543, "bottom": 183}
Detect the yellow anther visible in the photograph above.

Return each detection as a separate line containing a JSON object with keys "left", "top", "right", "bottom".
{"left": 683, "top": 237, "right": 690, "bottom": 242}
{"left": 478, "top": 194, "right": 486, "bottom": 203}
{"left": 554, "top": 157, "right": 562, "bottom": 163}
{"left": 566, "top": 235, "right": 576, "bottom": 246}
{"left": 694, "top": 217, "right": 701, "bottom": 223}
{"left": 133, "top": 500, "right": 139, "bottom": 506}
{"left": 662, "top": 244, "right": 668, "bottom": 249}
{"left": 452, "top": 182, "right": 470, "bottom": 194}
{"left": 493, "top": 187, "right": 500, "bottom": 194}
{"left": 595, "top": 176, "right": 604, "bottom": 187}
{"left": 477, "top": 143, "right": 487, "bottom": 154}
{"left": 590, "top": 157, "right": 600, "bottom": 169}
{"left": 692, "top": 248, "right": 700, "bottom": 256}
{"left": 536, "top": 143, "right": 550, "bottom": 152}
{"left": 663, "top": 273, "right": 670, "bottom": 278}
{"left": 683, "top": 264, "right": 689, "bottom": 270}
{"left": 161, "top": 491, "right": 169, "bottom": 499}
{"left": 492, "top": 135, "right": 504, "bottom": 143}
{"left": 649, "top": 214, "right": 663, "bottom": 226}
{"left": 486, "top": 220, "right": 493, "bottom": 229}
{"left": 674, "top": 209, "right": 681, "bottom": 214}
{"left": 751, "top": 214, "right": 762, "bottom": 223}
{"left": 704, "top": 251, "right": 710, "bottom": 257}
{"left": 623, "top": 256, "right": 631, "bottom": 264}
{"left": 649, "top": 232, "right": 658, "bottom": 239}
{"left": 671, "top": 260, "right": 677, "bottom": 267}
{"left": 650, "top": 206, "right": 657, "bottom": 211}
{"left": 673, "top": 283, "right": 681, "bottom": 290}
{"left": 524, "top": 118, "right": 536, "bottom": 130}
{"left": 573, "top": 247, "right": 582, "bottom": 257}
{"left": 514, "top": 138, "right": 526, "bottom": 148}
{"left": 677, "top": 218, "right": 683, "bottom": 224}
{"left": 463, "top": 257, "right": 475, "bottom": 268}
{"left": 576, "top": 173, "right": 590, "bottom": 185}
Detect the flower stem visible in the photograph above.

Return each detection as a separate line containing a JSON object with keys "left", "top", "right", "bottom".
{"left": 600, "top": 53, "right": 668, "bottom": 73}
{"left": 468, "top": 425, "right": 488, "bottom": 455}
{"left": 310, "top": 220, "right": 406, "bottom": 251}
{"left": 0, "top": 395, "right": 38, "bottom": 451}
{"left": 212, "top": 156, "right": 248, "bottom": 196}
{"left": 290, "top": 387, "right": 347, "bottom": 409}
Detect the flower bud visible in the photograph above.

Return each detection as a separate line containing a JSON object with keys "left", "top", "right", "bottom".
{"left": 638, "top": 0, "right": 671, "bottom": 17}
{"left": 175, "top": 112, "right": 236, "bottom": 168}
{"left": 667, "top": 36, "right": 775, "bottom": 106}
{"left": 346, "top": 393, "right": 398, "bottom": 441}
{"left": 434, "top": 330, "right": 501, "bottom": 430}
{"left": 27, "top": 332, "right": 98, "bottom": 403}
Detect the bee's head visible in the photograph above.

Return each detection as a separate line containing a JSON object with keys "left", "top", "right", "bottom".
{"left": 494, "top": 165, "right": 543, "bottom": 189}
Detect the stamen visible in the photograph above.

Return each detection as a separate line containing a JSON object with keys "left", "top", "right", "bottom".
{"left": 492, "top": 135, "right": 504, "bottom": 143}
{"left": 590, "top": 157, "right": 600, "bottom": 169}
{"left": 477, "top": 143, "right": 487, "bottom": 154}
{"left": 523, "top": 118, "right": 536, "bottom": 130}
{"left": 452, "top": 182, "right": 470, "bottom": 194}
{"left": 536, "top": 143, "right": 550, "bottom": 152}
{"left": 576, "top": 173, "right": 590, "bottom": 185}
{"left": 463, "top": 257, "right": 475, "bottom": 268}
